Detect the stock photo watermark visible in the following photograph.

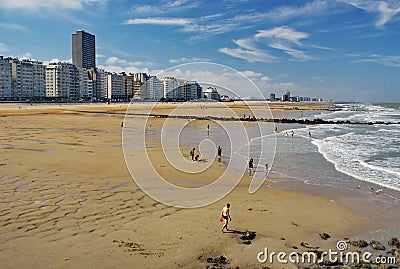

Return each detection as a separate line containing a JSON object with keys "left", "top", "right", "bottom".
{"left": 122, "top": 62, "right": 277, "bottom": 208}
{"left": 257, "top": 241, "right": 397, "bottom": 266}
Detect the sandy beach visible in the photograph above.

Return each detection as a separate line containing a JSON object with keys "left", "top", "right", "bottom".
{"left": 0, "top": 102, "right": 398, "bottom": 269}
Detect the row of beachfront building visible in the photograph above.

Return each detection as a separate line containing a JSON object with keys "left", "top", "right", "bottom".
{"left": 0, "top": 56, "right": 216, "bottom": 102}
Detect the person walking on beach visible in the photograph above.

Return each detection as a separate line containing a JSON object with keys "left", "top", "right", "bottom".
{"left": 190, "top": 148, "right": 196, "bottom": 161}
{"left": 221, "top": 203, "right": 231, "bottom": 232}
{"left": 217, "top": 146, "right": 222, "bottom": 162}
{"left": 248, "top": 157, "right": 254, "bottom": 176}
{"left": 291, "top": 130, "right": 294, "bottom": 137}
{"left": 265, "top": 163, "right": 269, "bottom": 177}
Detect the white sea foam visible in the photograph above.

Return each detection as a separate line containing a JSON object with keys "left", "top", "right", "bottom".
{"left": 307, "top": 103, "right": 400, "bottom": 192}
{"left": 231, "top": 103, "right": 400, "bottom": 194}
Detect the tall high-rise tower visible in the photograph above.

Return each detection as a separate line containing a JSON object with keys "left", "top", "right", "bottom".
{"left": 72, "top": 30, "right": 96, "bottom": 69}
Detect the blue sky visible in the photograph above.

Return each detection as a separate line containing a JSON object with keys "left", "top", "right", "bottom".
{"left": 0, "top": 0, "right": 399, "bottom": 102}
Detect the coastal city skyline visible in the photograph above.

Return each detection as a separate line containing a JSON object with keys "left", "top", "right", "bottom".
{"left": 0, "top": 0, "right": 399, "bottom": 102}
{"left": 0, "top": 30, "right": 325, "bottom": 102}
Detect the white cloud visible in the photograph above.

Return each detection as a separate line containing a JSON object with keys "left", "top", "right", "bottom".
{"left": 124, "top": 17, "right": 191, "bottom": 26}
{"left": 220, "top": 26, "right": 321, "bottom": 62}
{"left": 104, "top": 56, "right": 155, "bottom": 67}
{"left": 100, "top": 56, "right": 155, "bottom": 74}
{"left": 255, "top": 26, "right": 309, "bottom": 45}
{"left": 347, "top": 53, "right": 400, "bottom": 67}
{"left": 229, "top": 0, "right": 334, "bottom": 24}
{"left": 129, "top": 0, "right": 200, "bottom": 15}
{"left": 0, "top": 0, "right": 107, "bottom": 12}
{"left": 20, "top": 52, "right": 32, "bottom": 60}
{"left": 336, "top": 0, "right": 400, "bottom": 27}
{"left": 268, "top": 41, "right": 313, "bottom": 61}
{"left": 0, "top": 22, "right": 28, "bottom": 31}
{"left": 0, "top": 43, "right": 9, "bottom": 53}
{"left": 240, "top": 71, "right": 263, "bottom": 78}
{"left": 130, "top": 4, "right": 161, "bottom": 14}
{"left": 123, "top": 16, "right": 239, "bottom": 38}
{"left": 182, "top": 20, "right": 241, "bottom": 35}
{"left": 233, "top": 39, "right": 257, "bottom": 50}
{"left": 169, "top": 57, "right": 210, "bottom": 63}
{"left": 264, "top": 0, "right": 332, "bottom": 21}
{"left": 219, "top": 47, "right": 276, "bottom": 63}
{"left": 105, "top": 56, "right": 119, "bottom": 65}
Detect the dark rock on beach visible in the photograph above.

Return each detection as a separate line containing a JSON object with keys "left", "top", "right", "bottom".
{"left": 350, "top": 240, "right": 369, "bottom": 248}
{"left": 206, "top": 255, "right": 229, "bottom": 269}
{"left": 353, "top": 262, "right": 373, "bottom": 269}
{"left": 388, "top": 237, "right": 400, "bottom": 248}
{"left": 240, "top": 231, "right": 256, "bottom": 241}
{"left": 319, "top": 233, "right": 331, "bottom": 240}
{"left": 370, "top": 240, "right": 386, "bottom": 251}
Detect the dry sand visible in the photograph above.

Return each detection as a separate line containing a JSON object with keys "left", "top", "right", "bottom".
{"left": 0, "top": 103, "right": 367, "bottom": 269}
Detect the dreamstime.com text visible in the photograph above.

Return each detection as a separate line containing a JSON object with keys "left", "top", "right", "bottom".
{"left": 257, "top": 241, "right": 397, "bottom": 265}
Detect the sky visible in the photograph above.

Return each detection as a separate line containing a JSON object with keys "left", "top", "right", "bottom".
{"left": 0, "top": 0, "right": 399, "bottom": 102}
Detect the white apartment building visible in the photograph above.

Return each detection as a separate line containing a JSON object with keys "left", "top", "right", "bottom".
{"left": 203, "top": 87, "right": 220, "bottom": 101}
{"left": 161, "top": 77, "right": 184, "bottom": 100}
{"left": 7, "top": 58, "right": 46, "bottom": 100}
{"left": 144, "top": 76, "right": 164, "bottom": 100}
{"left": 134, "top": 72, "right": 149, "bottom": 84}
{"left": 46, "top": 62, "right": 81, "bottom": 99}
{"left": 105, "top": 72, "right": 124, "bottom": 100}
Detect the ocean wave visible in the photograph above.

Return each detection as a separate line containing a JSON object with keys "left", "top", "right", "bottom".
{"left": 378, "top": 128, "right": 400, "bottom": 133}
{"left": 359, "top": 160, "right": 400, "bottom": 176}
{"left": 312, "top": 138, "right": 400, "bottom": 192}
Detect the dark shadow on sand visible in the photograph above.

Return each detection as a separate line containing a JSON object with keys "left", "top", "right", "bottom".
{"left": 222, "top": 229, "right": 246, "bottom": 234}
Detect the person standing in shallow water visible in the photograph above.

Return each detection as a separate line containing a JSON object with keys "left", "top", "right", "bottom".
{"left": 221, "top": 203, "right": 231, "bottom": 232}
{"left": 248, "top": 157, "right": 254, "bottom": 176}
{"left": 190, "top": 148, "right": 195, "bottom": 161}
{"left": 217, "top": 146, "right": 222, "bottom": 162}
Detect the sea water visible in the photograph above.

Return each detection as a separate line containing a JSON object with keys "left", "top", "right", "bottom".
{"left": 243, "top": 103, "right": 400, "bottom": 199}
{"left": 310, "top": 103, "right": 400, "bottom": 192}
